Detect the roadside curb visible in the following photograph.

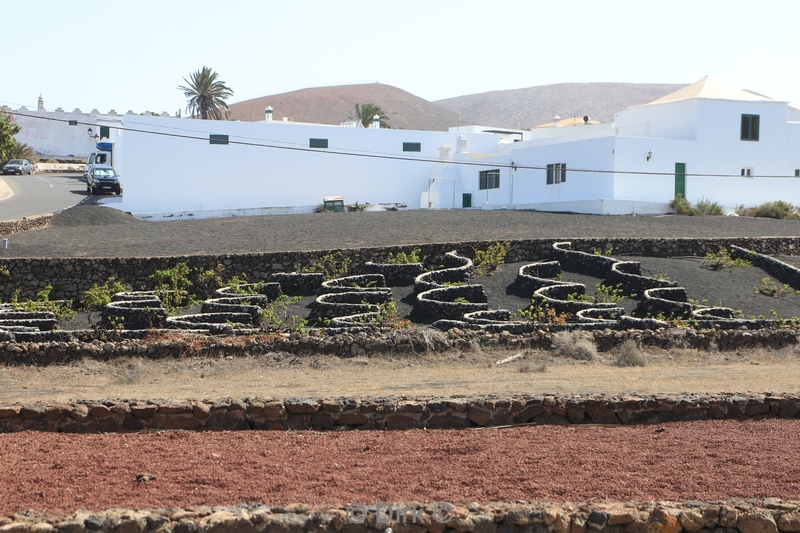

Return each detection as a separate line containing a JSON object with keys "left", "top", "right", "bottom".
{"left": 0, "top": 178, "right": 11, "bottom": 201}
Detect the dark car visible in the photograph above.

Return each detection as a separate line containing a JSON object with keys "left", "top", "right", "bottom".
{"left": 86, "top": 165, "right": 122, "bottom": 195}
{"left": 2, "top": 159, "right": 34, "bottom": 175}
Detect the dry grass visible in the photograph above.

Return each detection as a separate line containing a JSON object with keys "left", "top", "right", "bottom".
{"left": 2, "top": 344, "right": 800, "bottom": 404}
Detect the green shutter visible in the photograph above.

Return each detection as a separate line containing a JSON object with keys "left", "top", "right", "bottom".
{"left": 209, "top": 134, "right": 229, "bottom": 145}
{"left": 99, "top": 126, "right": 110, "bottom": 139}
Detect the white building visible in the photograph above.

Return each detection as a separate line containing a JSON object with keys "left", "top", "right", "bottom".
{"left": 102, "top": 76, "right": 800, "bottom": 218}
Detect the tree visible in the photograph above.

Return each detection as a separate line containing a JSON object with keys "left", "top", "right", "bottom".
{"left": 177, "top": 67, "right": 234, "bottom": 120}
{"left": 0, "top": 111, "right": 21, "bottom": 163}
{"left": 355, "top": 103, "right": 390, "bottom": 128}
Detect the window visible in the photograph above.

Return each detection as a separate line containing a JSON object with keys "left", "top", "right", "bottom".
{"left": 209, "top": 134, "right": 229, "bottom": 145}
{"left": 546, "top": 163, "right": 567, "bottom": 184}
{"left": 403, "top": 142, "right": 421, "bottom": 152}
{"left": 309, "top": 138, "right": 328, "bottom": 148}
{"left": 741, "top": 167, "right": 753, "bottom": 177}
{"left": 741, "top": 114, "right": 759, "bottom": 141}
{"left": 479, "top": 169, "right": 500, "bottom": 190}
{"left": 795, "top": 169, "right": 800, "bottom": 177}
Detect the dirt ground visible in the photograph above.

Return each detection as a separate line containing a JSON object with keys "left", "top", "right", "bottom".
{"left": 1, "top": 419, "right": 799, "bottom": 514}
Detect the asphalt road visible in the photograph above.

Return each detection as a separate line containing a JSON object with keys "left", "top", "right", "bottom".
{"left": 0, "top": 173, "right": 88, "bottom": 221}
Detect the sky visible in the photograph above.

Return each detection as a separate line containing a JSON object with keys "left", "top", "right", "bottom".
{"left": 2, "top": 0, "right": 799, "bottom": 115}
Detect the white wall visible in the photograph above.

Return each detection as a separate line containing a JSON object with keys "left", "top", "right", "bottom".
{"left": 114, "top": 116, "right": 502, "bottom": 214}
{"left": 10, "top": 108, "right": 114, "bottom": 157}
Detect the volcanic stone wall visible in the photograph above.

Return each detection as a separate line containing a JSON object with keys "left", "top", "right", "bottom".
{"left": 4, "top": 237, "right": 800, "bottom": 302}
{"left": 0, "top": 215, "right": 51, "bottom": 236}
{"left": 3, "top": 500, "right": 800, "bottom": 533}
{"left": 1, "top": 392, "right": 798, "bottom": 434}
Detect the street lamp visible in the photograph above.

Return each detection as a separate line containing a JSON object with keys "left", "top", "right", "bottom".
{"left": 87, "top": 127, "right": 98, "bottom": 141}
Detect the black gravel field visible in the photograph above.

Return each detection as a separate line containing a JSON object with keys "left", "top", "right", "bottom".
{"left": 1, "top": 206, "right": 800, "bottom": 259}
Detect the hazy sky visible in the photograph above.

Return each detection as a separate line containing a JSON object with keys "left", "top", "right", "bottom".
{"left": 3, "top": 0, "right": 798, "bottom": 115}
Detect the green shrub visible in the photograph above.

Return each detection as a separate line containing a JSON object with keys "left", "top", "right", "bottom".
{"left": 669, "top": 194, "right": 696, "bottom": 215}
{"left": 81, "top": 277, "right": 127, "bottom": 312}
{"left": 385, "top": 248, "right": 425, "bottom": 264}
{"left": 148, "top": 263, "right": 192, "bottom": 310}
{"left": 295, "top": 252, "right": 352, "bottom": 280}
{"left": 753, "top": 200, "right": 798, "bottom": 220}
{"left": 694, "top": 197, "right": 723, "bottom": 216}
{"left": 701, "top": 249, "right": 752, "bottom": 270}
{"left": 473, "top": 241, "right": 509, "bottom": 276}
{"left": 753, "top": 277, "right": 795, "bottom": 297}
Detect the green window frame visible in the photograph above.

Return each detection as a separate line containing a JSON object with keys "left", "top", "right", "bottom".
{"left": 546, "top": 163, "right": 567, "bottom": 184}
{"left": 403, "top": 142, "right": 421, "bottom": 152}
{"left": 479, "top": 169, "right": 500, "bottom": 190}
{"left": 741, "top": 114, "right": 759, "bottom": 141}
{"left": 309, "top": 138, "right": 328, "bottom": 148}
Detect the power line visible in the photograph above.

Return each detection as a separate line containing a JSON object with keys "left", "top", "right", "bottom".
{"left": 5, "top": 109, "right": 798, "bottom": 179}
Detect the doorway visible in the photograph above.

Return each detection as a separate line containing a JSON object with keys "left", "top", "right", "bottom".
{"left": 675, "top": 163, "right": 686, "bottom": 197}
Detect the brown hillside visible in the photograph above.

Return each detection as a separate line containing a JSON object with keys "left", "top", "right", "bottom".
{"left": 435, "top": 82, "right": 687, "bottom": 129}
{"left": 228, "top": 83, "right": 469, "bottom": 131}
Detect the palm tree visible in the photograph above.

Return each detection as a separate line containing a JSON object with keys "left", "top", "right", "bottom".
{"left": 355, "top": 103, "right": 390, "bottom": 128}
{"left": 177, "top": 67, "right": 234, "bottom": 120}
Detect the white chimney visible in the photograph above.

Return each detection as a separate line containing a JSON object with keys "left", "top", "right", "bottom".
{"left": 438, "top": 145, "right": 451, "bottom": 160}
{"left": 372, "top": 114, "right": 380, "bottom": 129}
{"left": 456, "top": 135, "right": 469, "bottom": 154}
{"left": 265, "top": 106, "right": 273, "bottom": 121}
{"left": 553, "top": 115, "right": 560, "bottom": 128}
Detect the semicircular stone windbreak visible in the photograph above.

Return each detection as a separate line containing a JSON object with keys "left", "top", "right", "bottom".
{"left": 412, "top": 251, "right": 489, "bottom": 321}
{"left": 311, "top": 289, "right": 393, "bottom": 327}
{"left": 533, "top": 282, "right": 620, "bottom": 316}
{"left": 730, "top": 245, "right": 800, "bottom": 288}
{"left": 516, "top": 261, "right": 567, "bottom": 292}
{"left": 363, "top": 261, "right": 425, "bottom": 284}
{"left": 102, "top": 291, "right": 168, "bottom": 330}
{"left": 201, "top": 282, "right": 284, "bottom": 321}
{"left": 413, "top": 251, "right": 475, "bottom": 293}
{"left": 0, "top": 309, "right": 57, "bottom": 332}
{"left": 165, "top": 312, "right": 258, "bottom": 335}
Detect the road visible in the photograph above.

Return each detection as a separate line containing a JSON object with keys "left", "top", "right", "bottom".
{"left": 0, "top": 173, "right": 89, "bottom": 221}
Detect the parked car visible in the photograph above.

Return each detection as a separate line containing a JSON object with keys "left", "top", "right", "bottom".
{"left": 2, "top": 159, "right": 34, "bottom": 175}
{"left": 86, "top": 165, "right": 122, "bottom": 195}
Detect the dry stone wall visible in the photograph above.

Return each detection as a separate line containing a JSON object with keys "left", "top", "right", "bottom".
{"left": 2, "top": 500, "right": 800, "bottom": 533}
{"left": 1, "top": 392, "right": 798, "bottom": 434}
{"left": 0, "top": 215, "right": 51, "bottom": 236}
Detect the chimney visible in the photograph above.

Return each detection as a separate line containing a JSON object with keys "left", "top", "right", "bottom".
{"left": 456, "top": 135, "right": 469, "bottom": 154}
{"left": 265, "top": 106, "right": 273, "bottom": 121}
{"left": 553, "top": 115, "right": 560, "bottom": 128}
{"left": 372, "top": 114, "right": 380, "bottom": 129}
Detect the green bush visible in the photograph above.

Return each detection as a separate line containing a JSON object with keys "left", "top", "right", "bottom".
{"left": 701, "top": 249, "right": 752, "bottom": 270}
{"left": 669, "top": 194, "right": 696, "bottom": 215}
{"left": 81, "top": 277, "right": 127, "bottom": 312}
{"left": 473, "top": 241, "right": 509, "bottom": 276}
{"left": 385, "top": 248, "right": 425, "bottom": 264}
{"left": 694, "top": 197, "right": 723, "bottom": 216}
{"left": 753, "top": 200, "right": 798, "bottom": 220}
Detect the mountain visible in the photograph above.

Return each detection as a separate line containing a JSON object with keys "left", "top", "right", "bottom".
{"left": 434, "top": 82, "right": 687, "bottom": 130}
{"left": 228, "top": 82, "right": 688, "bottom": 131}
{"left": 228, "top": 83, "right": 469, "bottom": 131}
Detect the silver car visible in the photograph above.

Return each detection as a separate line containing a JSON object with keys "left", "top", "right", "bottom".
{"left": 2, "top": 159, "right": 34, "bottom": 175}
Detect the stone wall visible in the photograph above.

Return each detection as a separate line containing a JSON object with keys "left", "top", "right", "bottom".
{"left": 0, "top": 323, "right": 797, "bottom": 363}
{"left": 0, "top": 215, "right": 51, "bottom": 236}
{"left": 2, "top": 499, "right": 800, "bottom": 533}
{"left": 4, "top": 236, "right": 800, "bottom": 302}
{"left": 1, "top": 392, "right": 798, "bottom": 434}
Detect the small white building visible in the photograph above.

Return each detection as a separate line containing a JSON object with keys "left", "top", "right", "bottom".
{"left": 103, "top": 76, "right": 800, "bottom": 218}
